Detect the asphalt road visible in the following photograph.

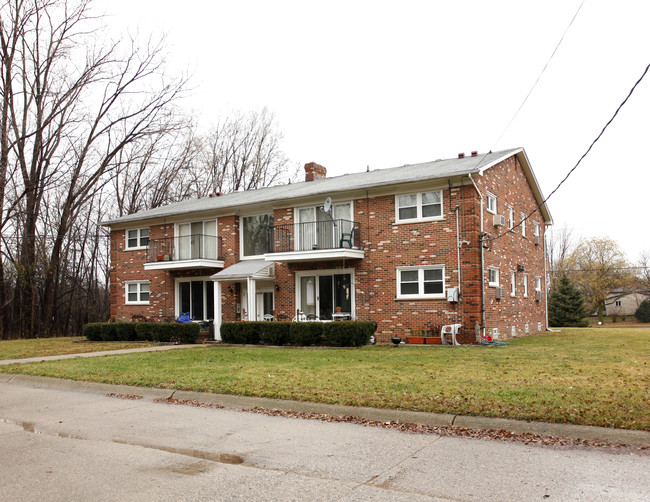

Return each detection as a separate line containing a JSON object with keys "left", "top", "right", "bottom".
{"left": 1, "top": 377, "right": 648, "bottom": 501}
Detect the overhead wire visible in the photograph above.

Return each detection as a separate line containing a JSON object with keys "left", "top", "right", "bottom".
{"left": 485, "top": 60, "right": 650, "bottom": 245}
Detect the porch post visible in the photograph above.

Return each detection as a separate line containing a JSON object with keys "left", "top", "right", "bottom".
{"left": 214, "top": 281, "right": 222, "bottom": 341}
{"left": 247, "top": 277, "right": 257, "bottom": 321}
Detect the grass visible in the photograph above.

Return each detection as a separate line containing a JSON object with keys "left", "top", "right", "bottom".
{"left": 1, "top": 328, "right": 648, "bottom": 430}
{"left": 0, "top": 337, "right": 158, "bottom": 360}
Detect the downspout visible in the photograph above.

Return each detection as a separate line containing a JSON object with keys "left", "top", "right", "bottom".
{"left": 543, "top": 223, "right": 551, "bottom": 331}
{"left": 468, "top": 172, "right": 486, "bottom": 343}
{"left": 454, "top": 205, "right": 461, "bottom": 293}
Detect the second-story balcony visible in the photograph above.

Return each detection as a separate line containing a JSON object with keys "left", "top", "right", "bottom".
{"left": 264, "top": 219, "right": 364, "bottom": 262}
{"left": 144, "top": 235, "right": 225, "bottom": 270}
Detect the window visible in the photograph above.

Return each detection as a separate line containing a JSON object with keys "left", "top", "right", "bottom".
{"left": 177, "top": 220, "right": 217, "bottom": 260}
{"left": 486, "top": 193, "right": 497, "bottom": 214}
{"left": 297, "top": 203, "right": 352, "bottom": 251}
{"left": 125, "top": 281, "right": 149, "bottom": 304}
{"left": 488, "top": 267, "right": 499, "bottom": 287}
{"left": 615, "top": 300, "right": 622, "bottom": 307}
{"left": 508, "top": 206, "right": 514, "bottom": 230}
{"left": 396, "top": 266, "right": 445, "bottom": 299}
{"left": 242, "top": 213, "right": 274, "bottom": 257}
{"left": 510, "top": 271, "right": 516, "bottom": 296}
{"left": 535, "top": 276, "right": 542, "bottom": 292}
{"left": 125, "top": 228, "right": 149, "bottom": 249}
{"left": 395, "top": 190, "right": 443, "bottom": 222}
{"left": 523, "top": 273, "right": 528, "bottom": 297}
{"left": 520, "top": 212, "right": 526, "bottom": 237}
{"left": 533, "top": 221, "right": 540, "bottom": 237}
{"left": 177, "top": 278, "right": 214, "bottom": 320}
{"left": 296, "top": 270, "right": 353, "bottom": 320}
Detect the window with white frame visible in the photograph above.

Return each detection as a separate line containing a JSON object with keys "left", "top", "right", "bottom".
{"left": 615, "top": 300, "right": 622, "bottom": 307}
{"left": 241, "top": 213, "right": 274, "bottom": 257}
{"left": 297, "top": 270, "right": 354, "bottom": 320}
{"left": 177, "top": 220, "right": 217, "bottom": 260}
{"left": 510, "top": 271, "right": 516, "bottom": 296}
{"left": 533, "top": 221, "right": 540, "bottom": 238}
{"left": 395, "top": 190, "right": 443, "bottom": 222}
{"left": 520, "top": 212, "right": 527, "bottom": 237}
{"left": 297, "top": 202, "right": 352, "bottom": 251}
{"left": 125, "top": 281, "right": 149, "bottom": 304}
{"left": 535, "top": 276, "right": 542, "bottom": 292}
{"left": 176, "top": 278, "right": 214, "bottom": 320}
{"left": 523, "top": 273, "right": 528, "bottom": 297}
{"left": 125, "top": 228, "right": 149, "bottom": 249}
{"left": 508, "top": 206, "right": 514, "bottom": 230}
{"left": 486, "top": 193, "right": 497, "bottom": 214}
{"left": 397, "top": 266, "right": 445, "bottom": 299}
{"left": 488, "top": 267, "right": 499, "bottom": 287}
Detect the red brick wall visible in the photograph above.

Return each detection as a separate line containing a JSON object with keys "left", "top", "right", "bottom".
{"left": 108, "top": 154, "right": 548, "bottom": 343}
{"left": 475, "top": 156, "right": 547, "bottom": 339}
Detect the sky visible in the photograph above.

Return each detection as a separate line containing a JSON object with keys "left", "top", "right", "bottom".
{"left": 97, "top": 0, "right": 650, "bottom": 262}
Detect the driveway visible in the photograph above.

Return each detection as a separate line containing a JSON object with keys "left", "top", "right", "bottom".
{"left": 1, "top": 377, "right": 648, "bottom": 501}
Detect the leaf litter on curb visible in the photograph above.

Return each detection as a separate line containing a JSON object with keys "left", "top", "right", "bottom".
{"left": 111, "top": 393, "right": 648, "bottom": 454}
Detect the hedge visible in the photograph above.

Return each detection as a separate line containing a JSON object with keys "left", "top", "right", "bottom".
{"left": 83, "top": 322, "right": 199, "bottom": 344}
{"left": 220, "top": 321, "right": 375, "bottom": 347}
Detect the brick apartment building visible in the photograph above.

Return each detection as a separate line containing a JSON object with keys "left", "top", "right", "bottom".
{"left": 103, "top": 147, "right": 552, "bottom": 344}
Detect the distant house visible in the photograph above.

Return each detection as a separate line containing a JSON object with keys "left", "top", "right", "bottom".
{"left": 102, "top": 147, "right": 552, "bottom": 344}
{"left": 605, "top": 289, "right": 650, "bottom": 317}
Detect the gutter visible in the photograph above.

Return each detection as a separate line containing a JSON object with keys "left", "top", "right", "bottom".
{"left": 468, "top": 172, "right": 486, "bottom": 343}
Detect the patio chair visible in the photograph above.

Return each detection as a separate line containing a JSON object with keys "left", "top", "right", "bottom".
{"left": 263, "top": 314, "right": 276, "bottom": 321}
{"left": 339, "top": 227, "right": 355, "bottom": 248}
{"left": 177, "top": 312, "right": 192, "bottom": 323}
{"left": 441, "top": 323, "right": 462, "bottom": 345}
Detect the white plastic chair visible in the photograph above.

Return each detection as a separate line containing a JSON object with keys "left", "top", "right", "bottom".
{"left": 441, "top": 323, "right": 462, "bottom": 346}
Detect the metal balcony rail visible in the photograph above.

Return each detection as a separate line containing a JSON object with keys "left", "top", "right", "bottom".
{"left": 147, "top": 235, "right": 224, "bottom": 263}
{"left": 268, "top": 219, "right": 361, "bottom": 253}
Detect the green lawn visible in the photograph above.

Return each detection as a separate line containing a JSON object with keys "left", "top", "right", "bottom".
{"left": 0, "top": 337, "right": 158, "bottom": 360}
{"left": 1, "top": 328, "right": 648, "bottom": 430}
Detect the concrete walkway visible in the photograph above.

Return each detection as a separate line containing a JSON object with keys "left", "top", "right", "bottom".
{"left": 0, "top": 343, "right": 201, "bottom": 366}
{"left": 1, "top": 344, "right": 649, "bottom": 448}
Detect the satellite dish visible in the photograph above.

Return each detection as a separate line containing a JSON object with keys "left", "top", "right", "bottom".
{"left": 323, "top": 196, "right": 332, "bottom": 213}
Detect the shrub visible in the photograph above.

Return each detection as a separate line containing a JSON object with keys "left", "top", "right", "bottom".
{"left": 83, "top": 322, "right": 198, "bottom": 343}
{"left": 220, "top": 322, "right": 260, "bottom": 344}
{"left": 288, "top": 322, "right": 323, "bottom": 346}
{"left": 322, "top": 321, "right": 374, "bottom": 347}
{"left": 220, "top": 321, "right": 373, "bottom": 347}
{"left": 134, "top": 323, "right": 199, "bottom": 343}
{"left": 635, "top": 300, "right": 650, "bottom": 323}
{"left": 259, "top": 322, "right": 292, "bottom": 346}
{"left": 82, "top": 323, "right": 103, "bottom": 341}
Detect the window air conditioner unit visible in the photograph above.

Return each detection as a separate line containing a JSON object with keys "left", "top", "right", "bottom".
{"left": 493, "top": 214, "right": 506, "bottom": 227}
{"left": 495, "top": 287, "right": 505, "bottom": 299}
{"left": 535, "top": 290, "right": 543, "bottom": 301}
{"left": 534, "top": 235, "right": 541, "bottom": 246}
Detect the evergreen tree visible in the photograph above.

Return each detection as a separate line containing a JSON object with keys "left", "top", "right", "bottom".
{"left": 635, "top": 300, "right": 650, "bottom": 323}
{"left": 548, "top": 275, "right": 589, "bottom": 327}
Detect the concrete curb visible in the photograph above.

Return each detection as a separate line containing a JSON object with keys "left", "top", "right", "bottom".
{"left": 6, "top": 373, "right": 650, "bottom": 447}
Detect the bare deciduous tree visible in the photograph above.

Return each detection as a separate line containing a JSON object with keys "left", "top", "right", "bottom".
{"left": 0, "top": 0, "right": 187, "bottom": 337}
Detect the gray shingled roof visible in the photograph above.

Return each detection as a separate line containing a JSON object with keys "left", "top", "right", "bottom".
{"left": 104, "top": 148, "right": 536, "bottom": 225}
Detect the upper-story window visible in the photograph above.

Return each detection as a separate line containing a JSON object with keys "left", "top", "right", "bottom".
{"left": 177, "top": 220, "right": 217, "bottom": 260}
{"left": 523, "top": 273, "right": 529, "bottom": 297}
{"left": 125, "top": 228, "right": 149, "bottom": 250}
{"left": 242, "top": 213, "right": 274, "bottom": 258}
{"left": 395, "top": 190, "right": 443, "bottom": 223}
{"left": 535, "top": 276, "right": 542, "bottom": 292}
{"left": 297, "top": 202, "right": 352, "bottom": 251}
{"left": 508, "top": 206, "right": 514, "bottom": 230}
{"left": 488, "top": 267, "right": 499, "bottom": 287}
{"left": 533, "top": 221, "right": 540, "bottom": 238}
{"left": 486, "top": 192, "right": 497, "bottom": 214}
{"left": 396, "top": 265, "right": 445, "bottom": 299}
{"left": 520, "top": 212, "right": 527, "bottom": 237}
{"left": 510, "top": 271, "right": 516, "bottom": 296}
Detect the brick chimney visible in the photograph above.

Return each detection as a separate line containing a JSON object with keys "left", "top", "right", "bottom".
{"left": 304, "top": 162, "right": 327, "bottom": 182}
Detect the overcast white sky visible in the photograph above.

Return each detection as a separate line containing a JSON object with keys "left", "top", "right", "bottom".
{"left": 98, "top": 0, "right": 650, "bottom": 262}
